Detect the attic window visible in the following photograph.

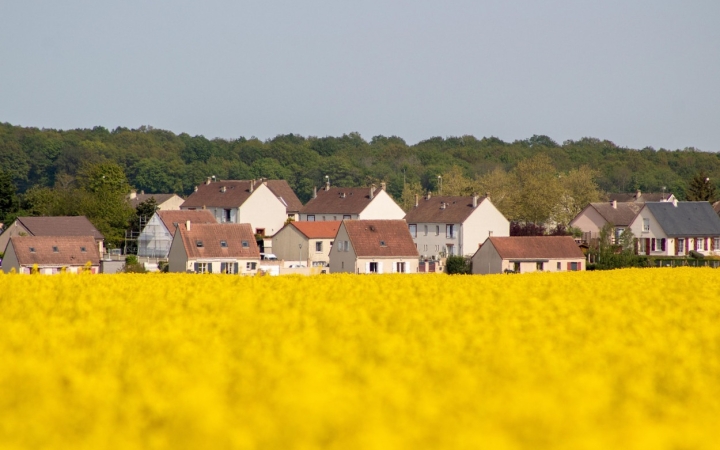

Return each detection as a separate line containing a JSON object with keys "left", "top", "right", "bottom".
{"left": 80, "top": 247, "right": 86, "bottom": 252}
{"left": 220, "top": 240, "right": 228, "bottom": 248}
{"left": 380, "top": 240, "right": 387, "bottom": 247}
{"left": 52, "top": 246, "right": 59, "bottom": 253}
{"left": 29, "top": 247, "right": 35, "bottom": 253}
{"left": 242, "top": 240, "right": 249, "bottom": 248}
{"left": 196, "top": 240, "right": 204, "bottom": 248}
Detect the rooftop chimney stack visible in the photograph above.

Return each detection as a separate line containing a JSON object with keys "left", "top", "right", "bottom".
{"left": 612, "top": 200, "right": 617, "bottom": 209}
{"left": 325, "top": 178, "right": 330, "bottom": 191}
{"left": 636, "top": 189, "right": 641, "bottom": 199}
{"left": 129, "top": 190, "right": 137, "bottom": 200}
{"left": 380, "top": 182, "right": 386, "bottom": 191}
{"left": 313, "top": 186, "right": 317, "bottom": 199}
{"left": 249, "top": 180, "right": 254, "bottom": 193}
{"left": 415, "top": 194, "right": 419, "bottom": 208}
{"left": 186, "top": 220, "right": 191, "bottom": 231}
{"left": 427, "top": 191, "right": 432, "bottom": 200}
{"left": 206, "top": 177, "right": 211, "bottom": 185}
{"left": 473, "top": 193, "right": 478, "bottom": 208}
{"left": 194, "top": 186, "right": 198, "bottom": 192}
{"left": 370, "top": 184, "right": 375, "bottom": 199}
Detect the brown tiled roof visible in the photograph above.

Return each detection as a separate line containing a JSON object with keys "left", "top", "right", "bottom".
{"left": 291, "top": 221, "right": 341, "bottom": 239}
{"left": 300, "top": 187, "right": 384, "bottom": 215}
{"left": 488, "top": 236, "right": 584, "bottom": 260}
{"left": 265, "top": 180, "right": 303, "bottom": 212}
{"left": 129, "top": 193, "right": 180, "bottom": 209}
{"left": 10, "top": 236, "right": 100, "bottom": 266}
{"left": 404, "top": 196, "right": 487, "bottom": 223}
{"left": 587, "top": 202, "right": 642, "bottom": 226}
{"left": 344, "top": 220, "right": 419, "bottom": 258}
{"left": 176, "top": 223, "right": 260, "bottom": 259}
{"left": 17, "top": 216, "right": 104, "bottom": 240}
{"left": 180, "top": 180, "right": 301, "bottom": 213}
{"left": 157, "top": 210, "right": 217, "bottom": 235}
{"left": 608, "top": 192, "right": 673, "bottom": 203}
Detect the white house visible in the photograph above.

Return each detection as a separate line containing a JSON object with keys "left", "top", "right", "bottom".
{"left": 570, "top": 201, "right": 642, "bottom": 244}
{"left": 404, "top": 193, "right": 509, "bottom": 258}
{"left": 271, "top": 221, "right": 341, "bottom": 269}
{"left": 137, "top": 210, "right": 216, "bottom": 258}
{"left": 471, "top": 236, "right": 585, "bottom": 274}
{"left": 168, "top": 222, "right": 261, "bottom": 274}
{"left": 299, "top": 182, "right": 405, "bottom": 222}
{"left": 628, "top": 200, "right": 720, "bottom": 256}
{"left": 329, "top": 220, "right": 419, "bottom": 274}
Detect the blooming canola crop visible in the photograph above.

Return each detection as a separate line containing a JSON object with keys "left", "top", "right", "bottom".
{"left": 1, "top": 268, "right": 719, "bottom": 449}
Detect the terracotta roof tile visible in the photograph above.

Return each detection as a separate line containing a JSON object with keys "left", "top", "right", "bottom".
{"left": 404, "top": 195, "right": 486, "bottom": 223}
{"left": 291, "top": 221, "right": 341, "bottom": 239}
{"left": 156, "top": 210, "right": 217, "bottom": 235}
{"left": 344, "top": 220, "right": 419, "bottom": 257}
{"left": 176, "top": 223, "right": 260, "bottom": 259}
{"left": 9, "top": 236, "right": 100, "bottom": 266}
{"left": 180, "top": 180, "right": 301, "bottom": 214}
{"left": 300, "top": 187, "right": 381, "bottom": 215}
{"left": 487, "top": 236, "right": 584, "bottom": 260}
{"left": 265, "top": 180, "right": 303, "bottom": 212}
{"left": 17, "top": 216, "right": 104, "bottom": 240}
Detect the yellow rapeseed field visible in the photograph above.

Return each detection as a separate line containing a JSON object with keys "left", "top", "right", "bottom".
{"left": 1, "top": 268, "right": 719, "bottom": 450}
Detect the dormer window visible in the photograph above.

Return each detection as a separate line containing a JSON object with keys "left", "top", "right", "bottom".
{"left": 80, "top": 247, "right": 86, "bottom": 252}
{"left": 242, "top": 240, "right": 249, "bottom": 248}
{"left": 380, "top": 240, "right": 387, "bottom": 247}
{"left": 196, "top": 240, "right": 204, "bottom": 248}
{"left": 52, "top": 246, "right": 59, "bottom": 253}
{"left": 220, "top": 240, "right": 228, "bottom": 248}
{"left": 29, "top": 247, "right": 35, "bottom": 253}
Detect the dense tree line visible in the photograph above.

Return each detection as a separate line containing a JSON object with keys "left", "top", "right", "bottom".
{"left": 2, "top": 122, "right": 720, "bottom": 245}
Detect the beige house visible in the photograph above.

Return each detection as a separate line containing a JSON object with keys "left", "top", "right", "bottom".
{"left": 180, "top": 179, "right": 303, "bottom": 250}
{"left": 2, "top": 236, "right": 101, "bottom": 274}
{"left": 168, "top": 222, "right": 261, "bottom": 274}
{"left": 471, "top": 236, "right": 585, "bottom": 274}
{"left": 404, "top": 193, "right": 509, "bottom": 258}
{"left": 329, "top": 220, "right": 419, "bottom": 274}
{"left": 0, "top": 216, "right": 105, "bottom": 256}
{"left": 128, "top": 191, "right": 184, "bottom": 210}
{"left": 299, "top": 182, "right": 405, "bottom": 222}
{"left": 272, "top": 221, "right": 340, "bottom": 269}
{"left": 137, "top": 210, "right": 216, "bottom": 258}
{"left": 570, "top": 201, "right": 642, "bottom": 243}
{"left": 628, "top": 200, "right": 720, "bottom": 256}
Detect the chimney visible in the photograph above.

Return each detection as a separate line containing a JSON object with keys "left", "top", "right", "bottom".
{"left": 129, "top": 189, "right": 137, "bottom": 199}
{"left": 427, "top": 191, "right": 432, "bottom": 200}
{"left": 485, "top": 192, "right": 490, "bottom": 201}
{"left": 249, "top": 180, "right": 254, "bottom": 193}
{"left": 636, "top": 189, "right": 641, "bottom": 199}
{"left": 370, "top": 184, "right": 375, "bottom": 200}
{"left": 313, "top": 186, "right": 317, "bottom": 199}
{"left": 140, "top": 190, "right": 145, "bottom": 195}
{"left": 672, "top": 197, "right": 678, "bottom": 207}
{"left": 473, "top": 193, "right": 478, "bottom": 208}
{"left": 221, "top": 186, "right": 227, "bottom": 193}
{"left": 194, "top": 186, "right": 198, "bottom": 192}
{"left": 325, "top": 179, "right": 330, "bottom": 191}
{"left": 380, "top": 182, "right": 386, "bottom": 191}
{"left": 206, "top": 177, "right": 211, "bottom": 185}
{"left": 186, "top": 220, "right": 191, "bottom": 231}
{"left": 414, "top": 194, "right": 419, "bottom": 208}
{"left": 612, "top": 200, "right": 617, "bottom": 209}
{"left": 440, "top": 202, "right": 446, "bottom": 210}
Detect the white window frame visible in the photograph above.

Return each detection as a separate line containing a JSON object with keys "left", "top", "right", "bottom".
{"left": 315, "top": 241, "right": 323, "bottom": 253}
{"left": 642, "top": 218, "right": 650, "bottom": 232}
{"left": 409, "top": 224, "right": 417, "bottom": 238}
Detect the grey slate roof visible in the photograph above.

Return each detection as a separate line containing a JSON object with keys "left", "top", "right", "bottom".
{"left": 645, "top": 202, "right": 720, "bottom": 237}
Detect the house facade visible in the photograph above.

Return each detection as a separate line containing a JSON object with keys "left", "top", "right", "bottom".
{"left": 299, "top": 182, "right": 405, "bottom": 222}
{"left": 471, "top": 236, "right": 585, "bottom": 274}
{"left": 272, "top": 221, "right": 340, "bottom": 269}
{"left": 404, "top": 193, "right": 509, "bottom": 258}
{"left": 628, "top": 201, "right": 720, "bottom": 256}
{"left": 137, "top": 210, "right": 216, "bottom": 258}
{"left": 329, "top": 220, "right": 419, "bottom": 274}
{"left": 2, "top": 236, "right": 101, "bottom": 274}
{"left": 128, "top": 191, "right": 184, "bottom": 211}
{"left": 168, "top": 222, "right": 261, "bottom": 274}
{"left": 0, "top": 216, "right": 105, "bottom": 256}
{"left": 570, "top": 201, "right": 642, "bottom": 244}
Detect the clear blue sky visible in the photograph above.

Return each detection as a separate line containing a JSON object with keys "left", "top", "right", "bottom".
{"left": 2, "top": 0, "right": 719, "bottom": 150}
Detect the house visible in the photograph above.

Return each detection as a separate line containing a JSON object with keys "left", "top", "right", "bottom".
{"left": 128, "top": 191, "right": 184, "bottom": 211}
{"left": 0, "top": 216, "right": 105, "bottom": 256}
{"left": 607, "top": 190, "right": 676, "bottom": 203}
{"left": 272, "top": 221, "right": 340, "bottom": 269}
{"left": 168, "top": 222, "right": 261, "bottom": 274}
{"left": 404, "top": 193, "right": 509, "bottom": 258}
{"left": 2, "top": 236, "right": 101, "bottom": 274}
{"left": 137, "top": 210, "right": 217, "bottom": 258}
{"left": 471, "top": 236, "right": 585, "bottom": 274}
{"left": 570, "top": 201, "right": 642, "bottom": 243}
{"left": 628, "top": 200, "right": 720, "bottom": 256}
{"left": 299, "top": 181, "right": 405, "bottom": 222}
{"left": 180, "top": 179, "right": 303, "bottom": 247}
{"left": 329, "top": 220, "right": 419, "bottom": 274}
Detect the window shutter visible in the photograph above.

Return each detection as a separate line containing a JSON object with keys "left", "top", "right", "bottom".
{"left": 194, "top": 262, "right": 199, "bottom": 273}
{"left": 207, "top": 263, "right": 213, "bottom": 273}
{"left": 377, "top": 262, "right": 383, "bottom": 274}
{"left": 566, "top": 262, "right": 571, "bottom": 271}
{"left": 365, "top": 262, "right": 370, "bottom": 273}
{"left": 234, "top": 262, "right": 239, "bottom": 274}
{"left": 705, "top": 238, "right": 709, "bottom": 251}
{"left": 645, "top": 238, "right": 650, "bottom": 255}
{"left": 578, "top": 261, "right": 582, "bottom": 271}
{"left": 651, "top": 238, "right": 655, "bottom": 251}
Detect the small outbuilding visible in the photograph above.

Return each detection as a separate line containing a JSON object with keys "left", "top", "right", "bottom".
{"left": 471, "top": 236, "right": 585, "bottom": 274}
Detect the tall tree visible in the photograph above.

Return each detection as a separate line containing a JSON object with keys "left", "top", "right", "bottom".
{"left": 0, "top": 169, "right": 19, "bottom": 223}
{"left": 514, "top": 154, "right": 563, "bottom": 224}
{"left": 685, "top": 171, "right": 717, "bottom": 202}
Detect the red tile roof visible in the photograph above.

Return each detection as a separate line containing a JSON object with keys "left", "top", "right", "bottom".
{"left": 180, "top": 180, "right": 302, "bottom": 213}
{"left": 291, "top": 221, "right": 341, "bottom": 239}
{"left": 157, "top": 210, "right": 217, "bottom": 235}
{"left": 343, "top": 220, "right": 419, "bottom": 258}
{"left": 17, "top": 216, "right": 104, "bottom": 240}
{"left": 404, "top": 195, "right": 487, "bottom": 223}
{"left": 9, "top": 236, "right": 101, "bottom": 266}
{"left": 300, "top": 187, "right": 383, "bottom": 215}
{"left": 487, "top": 236, "right": 584, "bottom": 260}
{"left": 176, "top": 223, "right": 260, "bottom": 259}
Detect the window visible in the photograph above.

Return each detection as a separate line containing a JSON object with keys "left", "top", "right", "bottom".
{"left": 220, "top": 262, "right": 237, "bottom": 274}
{"left": 396, "top": 262, "right": 406, "bottom": 273}
{"left": 223, "top": 209, "right": 232, "bottom": 223}
{"left": 536, "top": 262, "right": 544, "bottom": 271}
{"left": 246, "top": 262, "right": 257, "bottom": 270}
{"left": 678, "top": 238, "right": 685, "bottom": 253}
{"left": 242, "top": 240, "right": 249, "bottom": 248}
{"left": 446, "top": 224, "right": 455, "bottom": 239}
{"left": 380, "top": 240, "right": 386, "bottom": 247}
{"left": 315, "top": 241, "right": 323, "bottom": 252}
{"left": 435, "top": 245, "right": 440, "bottom": 251}
{"left": 52, "top": 246, "right": 59, "bottom": 253}
{"left": 220, "top": 240, "right": 228, "bottom": 248}
{"left": 435, "top": 225, "right": 440, "bottom": 236}
{"left": 639, "top": 239, "right": 647, "bottom": 253}
{"left": 343, "top": 241, "right": 349, "bottom": 252}
{"left": 423, "top": 244, "right": 428, "bottom": 251}
{"left": 697, "top": 238, "right": 705, "bottom": 251}
{"left": 333, "top": 216, "right": 337, "bottom": 221}
{"left": 307, "top": 215, "right": 315, "bottom": 222}
{"left": 570, "top": 262, "right": 579, "bottom": 271}
{"left": 424, "top": 225, "right": 428, "bottom": 236}
{"left": 369, "top": 262, "right": 378, "bottom": 273}
{"left": 447, "top": 244, "right": 455, "bottom": 256}
{"left": 343, "top": 215, "right": 351, "bottom": 220}
{"left": 642, "top": 218, "right": 650, "bottom": 232}
{"left": 614, "top": 228, "right": 624, "bottom": 243}
{"left": 255, "top": 228, "right": 265, "bottom": 237}
{"left": 195, "top": 262, "right": 209, "bottom": 274}
{"left": 513, "top": 262, "right": 520, "bottom": 272}
{"left": 557, "top": 262, "right": 561, "bottom": 270}
{"left": 288, "top": 214, "right": 294, "bottom": 220}
{"left": 715, "top": 238, "right": 720, "bottom": 250}
{"left": 29, "top": 247, "right": 35, "bottom": 253}
{"left": 409, "top": 224, "right": 417, "bottom": 238}
{"left": 80, "top": 247, "right": 86, "bottom": 252}
{"left": 196, "top": 240, "right": 203, "bottom": 248}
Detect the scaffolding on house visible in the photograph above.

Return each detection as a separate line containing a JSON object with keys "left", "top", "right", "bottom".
{"left": 136, "top": 215, "right": 175, "bottom": 259}
{"left": 123, "top": 215, "right": 149, "bottom": 256}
